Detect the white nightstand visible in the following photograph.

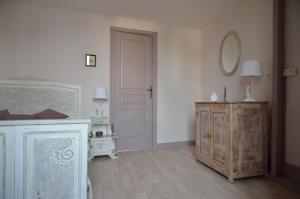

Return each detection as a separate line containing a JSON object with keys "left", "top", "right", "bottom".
{"left": 89, "top": 117, "right": 117, "bottom": 159}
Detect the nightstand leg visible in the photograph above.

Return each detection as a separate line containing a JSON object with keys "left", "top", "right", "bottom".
{"left": 228, "top": 176, "right": 234, "bottom": 183}
{"left": 109, "top": 154, "right": 118, "bottom": 159}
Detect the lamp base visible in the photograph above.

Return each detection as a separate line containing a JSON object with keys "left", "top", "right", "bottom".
{"left": 96, "top": 108, "right": 104, "bottom": 117}
{"left": 244, "top": 97, "right": 256, "bottom": 102}
{"left": 244, "top": 85, "right": 256, "bottom": 102}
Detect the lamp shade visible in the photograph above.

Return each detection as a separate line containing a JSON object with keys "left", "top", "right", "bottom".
{"left": 94, "top": 87, "right": 108, "bottom": 100}
{"left": 241, "top": 60, "right": 263, "bottom": 77}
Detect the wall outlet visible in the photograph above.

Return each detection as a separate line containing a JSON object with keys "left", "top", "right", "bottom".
{"left": 266, "top": 72, "right": 272, "bottom": 79}
{"left": 283, "top": 67, "right": 298, "bottom": 77}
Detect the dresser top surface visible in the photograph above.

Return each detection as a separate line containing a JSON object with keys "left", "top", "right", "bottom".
{"left": 196, "top": 101, "right": 268, "bottom": 105}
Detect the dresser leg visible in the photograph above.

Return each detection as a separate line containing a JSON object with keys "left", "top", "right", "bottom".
{"left": 228, "top": 176, "right": 234, "bottom": 183}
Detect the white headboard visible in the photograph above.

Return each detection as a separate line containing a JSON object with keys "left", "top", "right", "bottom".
{"left": 0, "top": 80, "right": 82, "bottom": 118}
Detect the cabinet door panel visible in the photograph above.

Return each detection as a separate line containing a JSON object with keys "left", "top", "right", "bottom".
{"left": 196, "top": 107, "right": 211, "bottom": 158}
{"left": 15, "top": 124, "right": 87, "bottom": 199}
{"left": 212, "top": 111, "right": 227, "bottom": 165}
{"left": 211, "top": 106, "right": 229, "bottom": 174}
{"left": 0, "top": 127, "right": 14, "bottom": 199}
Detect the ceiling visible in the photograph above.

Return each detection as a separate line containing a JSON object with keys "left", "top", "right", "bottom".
{"left": 11, "top": 0, "right": 241, "bottom": 27}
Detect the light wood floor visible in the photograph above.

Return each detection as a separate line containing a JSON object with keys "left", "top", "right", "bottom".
{"left": 89, "top": 147, "right": 300, "bottom": 199}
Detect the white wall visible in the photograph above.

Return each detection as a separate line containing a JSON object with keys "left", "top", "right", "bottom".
{"left": 0, "top": 2, "right": 15, "bottom": 78}
{"left": 0, "top": 2, "right": 202, "bottom": 144}
{"left": 201, "top": 0, "right": 273, "bottom": 102}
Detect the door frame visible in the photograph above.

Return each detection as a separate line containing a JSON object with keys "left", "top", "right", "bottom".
{"left": 271, "top": 0, "right": 300, "bottom": 190}
{"left": 110, "top": 26, "right": 158, "bottom": 149}
{"left": 271, "top": 0, "right": 285, "bottom": 178}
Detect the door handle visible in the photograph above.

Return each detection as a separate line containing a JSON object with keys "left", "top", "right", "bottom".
{"left": 147, "top": 86, "right": 153, "bottom": 98}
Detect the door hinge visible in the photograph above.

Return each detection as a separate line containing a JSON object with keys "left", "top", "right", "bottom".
{"left": 283, "top": 67, "right": 298, "bottom": 77}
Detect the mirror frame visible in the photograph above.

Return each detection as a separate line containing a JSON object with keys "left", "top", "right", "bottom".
{"left": 219, "top": 31, "right": 241, "bottom": 76}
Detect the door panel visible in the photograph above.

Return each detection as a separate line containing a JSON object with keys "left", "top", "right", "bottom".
{"left": 212, "top": 110, "right": 227, "bottom": 166}
{"left": 112, "top": 31, "right": 153, "bottom": 151}
{"left": 25, "top": 132, "right": 80, "bottom": 199}
{"left": 0, "top": 127, "right": 14, "bottom": 199}
{"left": 120, "top": 108, "right": 145, "bottom": 137}
{"left": 285, "top": 0, "right": 300, "bottom": 167}
{"left": 120, "top": 39, "right": 147, "bottom": 89}
{"left": 15, "top": 125, "right": 87, "bottom": 199}
{"left": 197, "top": 107, "right": 211, "bottom": 158}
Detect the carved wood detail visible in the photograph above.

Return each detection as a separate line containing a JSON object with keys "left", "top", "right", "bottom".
{"left": 46, "top": 138, "right": 74, "bottom": 168}
{"left": 195, "top": 102, "right": 268, "bottom": 182}
{"left": 33, "top": 137, "right": 77, "bottom": 199}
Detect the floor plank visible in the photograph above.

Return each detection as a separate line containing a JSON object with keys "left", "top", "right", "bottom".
{"left": 89, "top": 147, "right": 300, "bottom": 199}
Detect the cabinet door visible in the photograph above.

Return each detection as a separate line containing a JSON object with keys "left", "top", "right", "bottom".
{"left": 0, "top": 126, "right": 14, "bottom": 199}
{"left": 212, "top": 107, "right": 229, "bottom": 174}
{"left": 15, "top": 124, "right": 88, "bottom": 199}
{"left": 196, "top": 107, "right": 212, "bottom": 160}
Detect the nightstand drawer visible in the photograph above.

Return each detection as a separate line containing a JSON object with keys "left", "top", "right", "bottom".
{"left": 91, "top": 140, "right": 111, "bottom": 154}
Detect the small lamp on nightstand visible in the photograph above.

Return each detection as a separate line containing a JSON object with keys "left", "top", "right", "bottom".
{"left": 241, "top": 60, "right": 263, "bottom": 102}
{"left": 93, "top": 87, "right": 108, "bottom": 117}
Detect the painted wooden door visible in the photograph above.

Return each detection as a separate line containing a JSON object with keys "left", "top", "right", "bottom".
{"left": 15, "top": 124, "right": 87, "bottom": 199}
{"left": 0, "top": 126, "right": 14, "bottom": 199}
{"left": 211, "top": 107, "right": 228, "bottom": 173}
{"left": 196, "top": 107, "right": 212, "bottom": 160}
{"left": 284, "top": 0, "right": 300, "bottom": 169}
{"left": 111, "top": 31, "right": 153, "bottom": 151}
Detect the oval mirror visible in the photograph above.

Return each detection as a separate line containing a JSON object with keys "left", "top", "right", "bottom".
{"left": 219, "top": 31, "right": 241, "bottom": 76}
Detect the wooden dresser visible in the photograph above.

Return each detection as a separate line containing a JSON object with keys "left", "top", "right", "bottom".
{"left": 195, "top": 102, "right": 268, "bottom": 182}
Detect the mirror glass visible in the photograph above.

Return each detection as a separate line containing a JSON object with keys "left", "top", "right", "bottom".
{"left": 220, "top": 31, "right": 241, "bottom": 75}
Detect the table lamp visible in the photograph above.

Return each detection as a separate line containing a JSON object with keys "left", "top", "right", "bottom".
{"left": 94, "top": 87, "right": 108, "bottom": 117}
{"left": 241, "top": 60, "right": 263, "bottom": 102}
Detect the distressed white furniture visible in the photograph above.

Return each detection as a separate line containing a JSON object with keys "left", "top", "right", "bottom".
{"left": 89, "top": 117, "right": 117, "bottom": 159}
{"left": 91, "top": 117, "right": 110, "bottom": 137}
{"left": 0, "top": 119, "right": 90, "bottom": 199}
{"left": 0, "top": 126, "right": 14, "bottom": 199}
{"left": 0, "top": 80, "right": 81, "bottom": 116}
{"left": 195, "top": 102, "right": 268, "bottom": 183}
{"left": 0, "top": 80, "right": 91, "bottom": 199}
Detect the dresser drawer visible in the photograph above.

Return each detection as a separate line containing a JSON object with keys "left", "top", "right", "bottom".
{"left": 91, "top": 139, "right": 111, "bottom": 155}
